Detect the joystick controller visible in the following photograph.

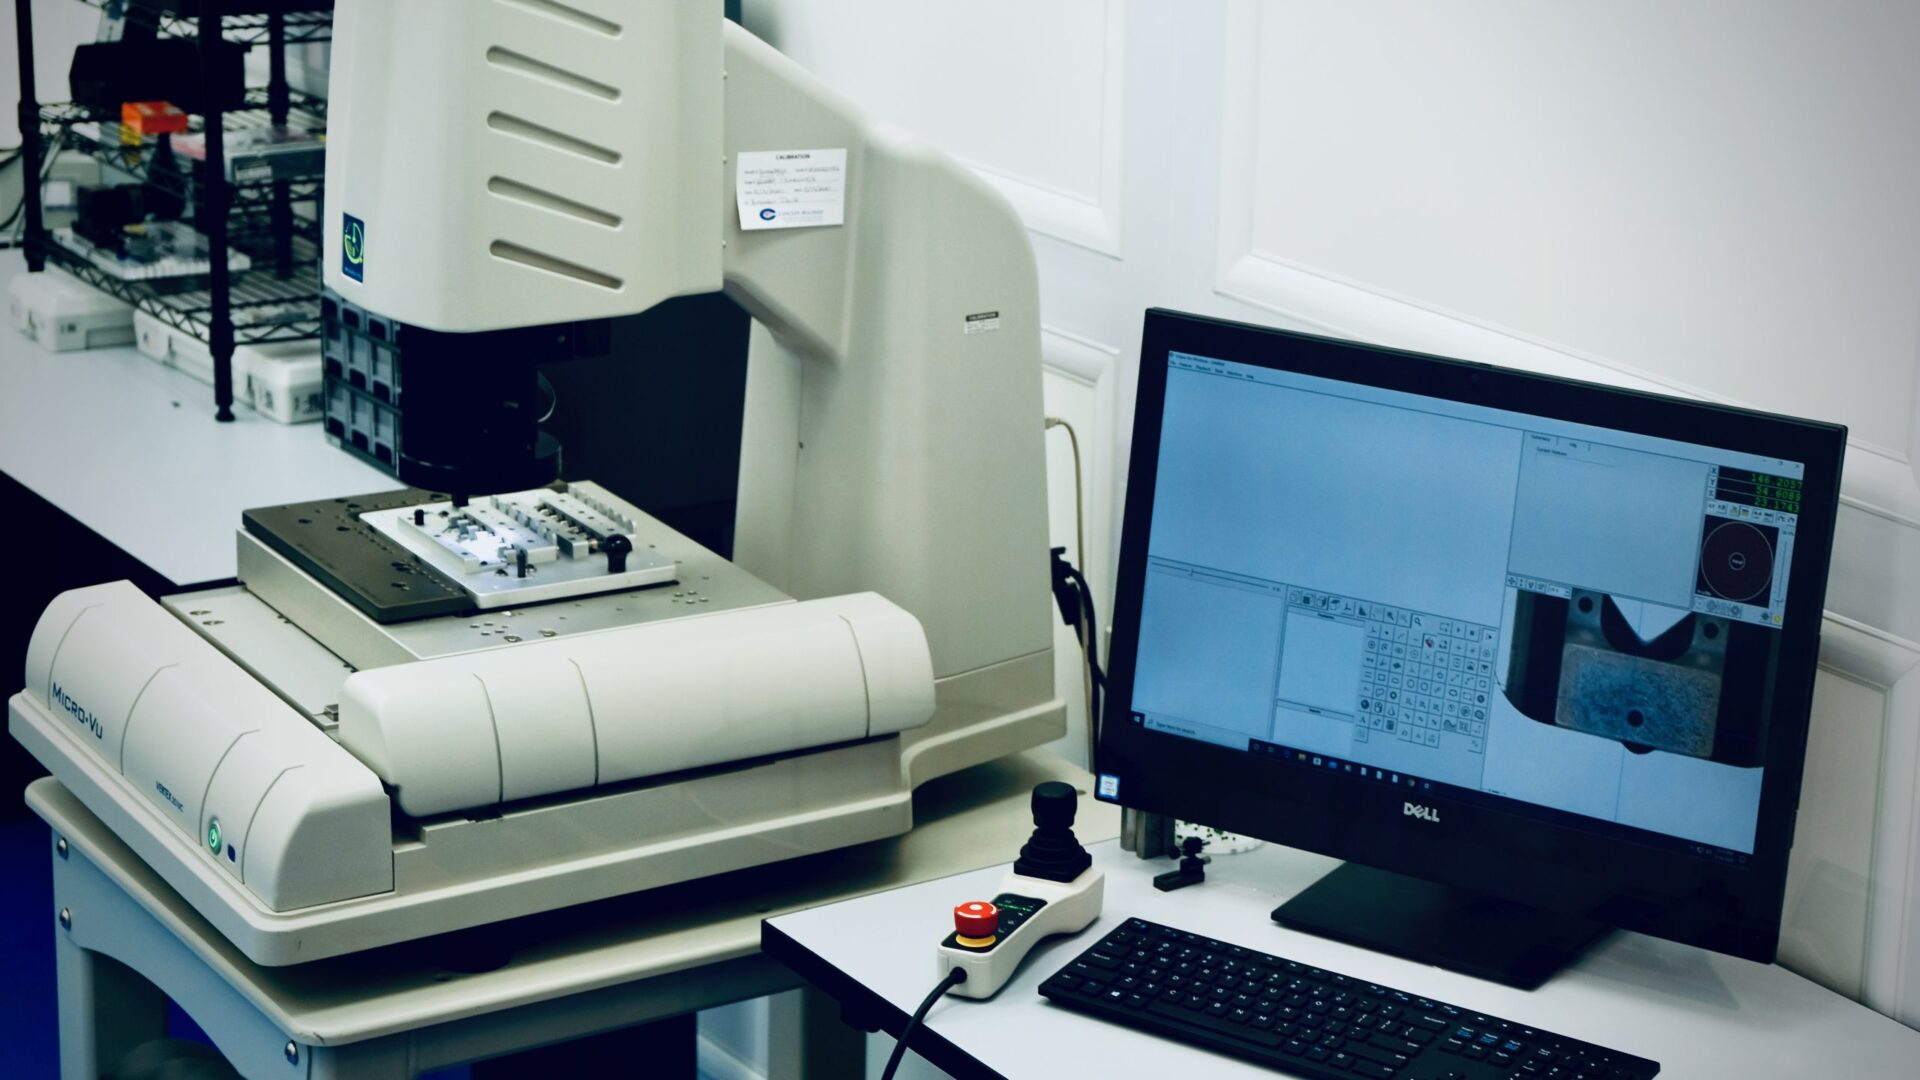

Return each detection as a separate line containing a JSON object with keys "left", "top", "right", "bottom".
{"left": 935, "top": 781, "right": 1105, "bottom": 998}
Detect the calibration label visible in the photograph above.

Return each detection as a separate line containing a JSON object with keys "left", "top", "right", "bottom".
{"left": 737, "top": 149, "right": 847, "bottom": 230}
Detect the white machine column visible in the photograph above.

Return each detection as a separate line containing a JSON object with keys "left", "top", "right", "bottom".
{"left": 721, "top": 25, "right": 1055, "bottom": 681}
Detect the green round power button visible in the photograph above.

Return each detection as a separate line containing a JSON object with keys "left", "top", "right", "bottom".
{"left": 207, "top": 819, "right": 222, "bottom": 854}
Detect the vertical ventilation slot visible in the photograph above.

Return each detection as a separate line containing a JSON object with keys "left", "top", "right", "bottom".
{"left": 486, "top": 112, "right": 621, "bottom": 165}
{"left": 489, "top": 241, "right": 623, "bottom": 290}
{"left": 492, "top": 0, "right": 621, "bottom": 37}
{"left": 485, "top": 47, "right": 621, "bottom": 101}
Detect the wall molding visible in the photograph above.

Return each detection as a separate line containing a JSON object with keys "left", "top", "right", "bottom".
{"left": 1211, "top": 0, "right": 1920, "bottom": 533}
{"left": 965, "top": 2, "right": 1127, "bottom": 258}
{"left": 1817, "top": 616, "right": 1920, "bottom": 1028}
{"left": 1215, "top": 250, "right": 1920, "bottom": 530}
{"left": 1041, "top": 323, "right": 1119, "bottom": 387}
{"left": 1041, "top": 325, "right": 1122, "bottom": 603}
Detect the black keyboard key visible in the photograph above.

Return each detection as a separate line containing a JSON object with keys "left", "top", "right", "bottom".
{"left": 1070, "top": 961, "right": 1111, "bottom": 984}
{"left": 1372, "top": 1032, "right": 1424, "bottom": 1056}
{"left": 1352, "top": 1063, "right": 1396, "bottom": 1079}
{"left": 1345, "top": 1039, "right": 1412, "bottom": 1069}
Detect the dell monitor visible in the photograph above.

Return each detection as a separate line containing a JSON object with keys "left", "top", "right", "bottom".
{"left": 1096, "top": 310, "right": 1846, "bottom": 988}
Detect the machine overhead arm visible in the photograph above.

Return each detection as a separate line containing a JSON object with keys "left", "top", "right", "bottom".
{"left": 321, "top": 0, "right": 1051, "bottom": 678}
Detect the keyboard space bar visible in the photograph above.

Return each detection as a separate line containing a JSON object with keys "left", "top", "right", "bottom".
{"left": 1143, "top": 1001, "right": 1286, "bottom": 1049}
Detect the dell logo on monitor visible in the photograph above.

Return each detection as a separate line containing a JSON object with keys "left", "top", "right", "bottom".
{"left": 1403, "top": 802, "right": 1441, "bottom": 823}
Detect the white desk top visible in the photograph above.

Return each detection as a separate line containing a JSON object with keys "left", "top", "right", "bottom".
{"left": 0, "top": 253, "right": 398, "bottom": 585}
{"left": 766, "top": 839, "right": 1920, "bottom": 1079}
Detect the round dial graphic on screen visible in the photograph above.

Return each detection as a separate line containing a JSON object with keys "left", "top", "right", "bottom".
{"left": 1697, "top": 516, "right": 1778, "bottom": 606}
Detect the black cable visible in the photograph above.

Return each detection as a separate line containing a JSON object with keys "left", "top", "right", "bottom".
{"left": 1066, "top": 564, "right": 1106, "bottom": 746}
{"left": 880, "top": 967, "right": 967, "bottom": 1080}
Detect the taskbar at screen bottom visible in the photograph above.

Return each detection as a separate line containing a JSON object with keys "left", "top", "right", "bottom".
{"left": 1240, "top": 736, "right": 1756, "bottom": 867}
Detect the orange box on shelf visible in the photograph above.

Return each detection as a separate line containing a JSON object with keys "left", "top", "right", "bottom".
{"left": 121, "top": 100, "right": 188, "bottom": 136}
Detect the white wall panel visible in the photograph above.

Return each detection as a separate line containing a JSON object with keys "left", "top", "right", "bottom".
{"left": 1228, "top": 0, "right": 1920, "bottom": 464}
{"left": 1805, "top": 620, "right": 1920, "bottom": 1027}
{"left": 1783, "top": 663, "right": 1883, "bottom": 998}
{"left": 745, "top": 0, "right": 1125, "bottom": 253}
{"left": 711, "top": 0, "right": 1920, "bottom": 1049}
{"left": 1, "top": 4, "right": 104, "bottom": 146}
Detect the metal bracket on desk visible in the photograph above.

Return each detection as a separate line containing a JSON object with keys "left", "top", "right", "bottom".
{"left": 1120, "top": 807, "right": 1177, "bottom": 860}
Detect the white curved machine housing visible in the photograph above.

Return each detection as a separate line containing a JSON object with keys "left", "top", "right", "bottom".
{"left": 16, "top": 582, "right": 390, "bottom": 912}
{"left": 9, "top": 0, "right": 1066, "bottom": 966}
{"left": 340, "top": 590, "right": 935, "bottom": 818}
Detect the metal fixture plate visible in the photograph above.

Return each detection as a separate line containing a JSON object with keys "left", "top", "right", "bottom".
{"left": 359, "top": 482, "right": 676, "bottom": 608}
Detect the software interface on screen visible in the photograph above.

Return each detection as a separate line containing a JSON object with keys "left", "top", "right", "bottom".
{"left": 1132, "top": 352, "right": 1808, "bottom": 858}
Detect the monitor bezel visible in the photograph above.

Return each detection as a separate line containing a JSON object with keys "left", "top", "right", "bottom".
{"left": 1098, "top": 308, "right": 1848, "bottom": 963}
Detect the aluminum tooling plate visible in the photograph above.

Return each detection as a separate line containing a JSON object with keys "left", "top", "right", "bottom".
{"left": 237, "top": 516, "right": 790, "bottom": 669}
{"left": 358, "top": 481, "right": 676, "bottom": 609}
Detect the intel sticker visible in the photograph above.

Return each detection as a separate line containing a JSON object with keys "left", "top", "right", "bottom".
{"left": 342, "top": 213, "right": 366, "bottom": 281}
{"left": 1097, "top": 774, "right": 1120, "bottom": 800}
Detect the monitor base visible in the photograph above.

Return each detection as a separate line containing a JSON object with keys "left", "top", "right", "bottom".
{"left": 1269, "top": 862, "right": 1610, "bottom": 990}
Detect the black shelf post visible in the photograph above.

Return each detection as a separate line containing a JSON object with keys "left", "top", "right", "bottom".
{"left": 267, "top": 7, "right": 293, "bottom": 279}
{"left": 16, "top": 0, "right": 333, "bottom": 421}
{"left": 201, "top": 1, "right": 235, "bottom": 422}
{"left": 14, "top": 0, "right": 46, "bottom": 271}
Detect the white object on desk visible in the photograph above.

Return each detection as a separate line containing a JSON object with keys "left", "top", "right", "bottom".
{"left": 133, "top": 310, "right": 326, "bottom": 425}
{"left": 938, "top": 866, "right": 1105, "bottom": 1000}
{"left": 0, "top": 253, "right": 398, "bottom": 586}
{"left": 767, "top": 840, "right": 1920, "bottom": 1078}
{"left": 8, "top": 265, "right": 134, "bottom": 351}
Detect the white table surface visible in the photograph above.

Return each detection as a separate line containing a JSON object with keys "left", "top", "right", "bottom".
{"left": 0, "top": 252, "right": 398, "bottom": 585}
{"left": 767, "top": 839, "right": 1920, "bottom": 1079}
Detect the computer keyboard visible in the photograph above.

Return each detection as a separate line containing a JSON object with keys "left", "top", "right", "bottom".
{"left": 1038, "top": 917, "right": 1659, "bottom": 1079}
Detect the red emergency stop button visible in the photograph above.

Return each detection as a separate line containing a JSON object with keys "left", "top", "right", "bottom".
{"left": 954, "top": 901, "right": 998, "bottom": 945}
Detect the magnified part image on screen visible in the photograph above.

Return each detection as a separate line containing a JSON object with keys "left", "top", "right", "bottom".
{"left": 1502, "top": 586, "right": 1777, "bottom": 765}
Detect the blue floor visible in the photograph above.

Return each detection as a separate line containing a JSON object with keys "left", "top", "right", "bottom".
{"left": 0, "top": 819, "right": 252, "bottom": 1078}
{"left": 0, "top": 817, "right": 59, "bottom": 1078}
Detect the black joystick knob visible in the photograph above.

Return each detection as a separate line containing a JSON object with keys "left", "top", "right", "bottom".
{"left": 1031, "top": 781, "right": 1078, "bottom": 829}
{"left": 603, "top": 534, "right": 632, "bottom": 574}
{"left": 1013, "top": 781, "right": 1093, "bottom": 883}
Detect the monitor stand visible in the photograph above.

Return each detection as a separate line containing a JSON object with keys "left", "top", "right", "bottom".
{"left": 1269, "top": 862, "right": 1610, "bottom": 990}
